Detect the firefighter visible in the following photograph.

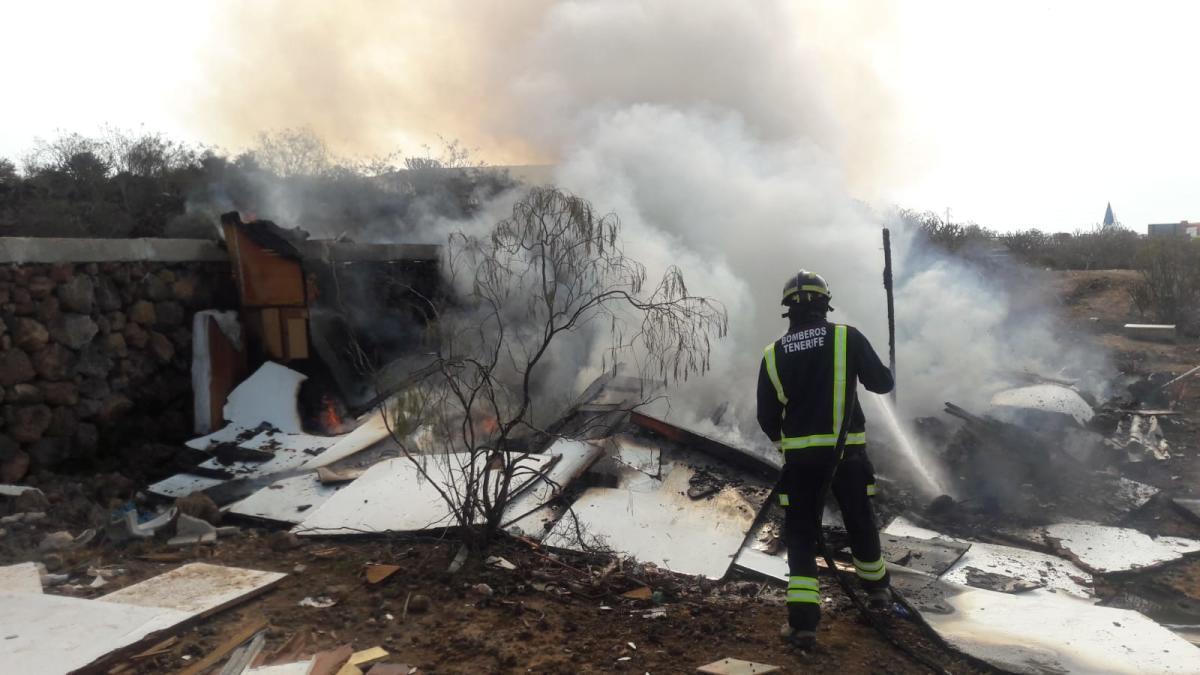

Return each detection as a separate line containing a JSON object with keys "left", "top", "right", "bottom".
{"left": 756, "top": 270, "right": 895, "bottom": 649}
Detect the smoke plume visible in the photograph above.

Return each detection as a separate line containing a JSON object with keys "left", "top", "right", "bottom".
{"left": 189, "top": 1, "right": 1111, "bottom": 478}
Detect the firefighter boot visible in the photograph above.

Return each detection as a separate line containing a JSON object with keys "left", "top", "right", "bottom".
{"left": 779, "top": 623, "right": 817, "bottom": 650}
{"left": 868, "top": 587, "right": 892, "bottom": 611}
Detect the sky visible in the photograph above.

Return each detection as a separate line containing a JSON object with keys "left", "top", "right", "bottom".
{"left": 1, "top": 0, "right": 1196, "bottom": 233}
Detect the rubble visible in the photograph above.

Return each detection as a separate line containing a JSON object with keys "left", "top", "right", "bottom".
{"left": 168, "top": 512, "right": 218, "bottom": 546}
{"left": 0, "top": 563, "right": 283, "bottom": 674}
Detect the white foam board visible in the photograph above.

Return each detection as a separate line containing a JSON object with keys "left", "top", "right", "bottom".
{"left": 543, "top": 465, "right": 759, "bottom": 579}
{"left": 990, "top": 384, "right": 1094, "bottom": 425}
{"left": 227, "top": 473, "right": 344, "bottom": 524}
{"left": 503, "top": 440, "right": 604, "bottom": 539}
{"left": 884, "top": 517, "right": 1093, "bottom": 599}
{"left": 1043, "top": 522, "right": 1200, "bottom": 574}
{"left": 908, "top": 574, "right": 1200, "bottom": 673}
{"left": 295, "top": 453, "right": 554, "bottom": 536}
{"left": 0, "top": 592, "right": 192, "bottom": 674}
{"left": 0, "top": 562, "right": 43, "bottom": 594}
{"left": 100, "top": 563, "right": 285, "bottom": 617}
{"left": 150, "top": 407, "right": 392, "bottom": 499}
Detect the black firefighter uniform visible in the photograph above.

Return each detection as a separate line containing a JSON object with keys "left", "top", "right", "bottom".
{"left": 756, "top": 319, "right": 895, "bottom": 630}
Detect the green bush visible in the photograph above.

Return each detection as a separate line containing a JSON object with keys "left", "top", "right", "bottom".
{"left": 0, "top": 128, "right": 515, "bottom": 239}
{"left": 1131, "top": 238, "right": 1200, "bottom": 323}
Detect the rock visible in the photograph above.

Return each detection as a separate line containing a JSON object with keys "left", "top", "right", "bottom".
{"left": 38, "top": 530, "right": 75, "bottom": 552}
{"left": 52, "top": 314, "right": 99, "bottom": 349}
{"left": 28, "top": 438, "right": 67, "bottom": 466}
{"left": 26, "top": 276, "right": 55, "bottom": 300}
{"left": 101, "top": 332, "right": 127, "bottom": 357}
{"left": 7, "top": 383, "right": 44, "bottom": 404}
{"left": 94, "top": 277, "right": 122, "bottom": 312}
{"left": 148, "top": 332, "right": 175, "bottom": 363}
{"left": 171, "top": 277, "right": 197, "bottom": 304}
{"left": 48, "top": 263, "right": 74, "bottom": 283}
{"left": 10, "top": 317, "right": 49, "bottom": 351}
{"left": 75, "top": 397, "right": 103, "bottom": 420}
{"left": 42, "top": 382, "right": 79, "bottom": 406}
{"left": 154, "top": 301, "right": 185, "bottom": 327}
{"left": 73, "top": 423, "right": 99, "bottom": 454}
{"left": 407, "top": 594, "right": 432, "bottom": 614}
{"left": 78, "top": 377, "right": 111, "bottom": 400}
{"left": 129, "top": 300, "right": 156, "bottom": 325}
{"left": 175, "top": 491, "right": 222, "bottom": 525}
{"left": 0, "top": 440, "right": 29, "bottom": 483}
{"left": 0, "top": 349, "right": 36, "bottom": 385}
{"left": 47, "top": 407, "right": 77, "bottom": 439}
{"left": 34, "top": 297, "right": 60, "bottom": 324}
{"left": 13, "top": 488, "right": 49, "bottom": 512}
{"left": 7, "top": 405, "right": 51, "bottom": 443}
{"left": 143, "top": 275, "right": 171, "bottom": 301}
{"left": 33, "top": 344, "right": 76, "bottom": 381}
{"left": 56, "top": 275, "right": 94, "bottom": 314}
{"left": 95, "top": 395, "right": 133, "bottom": 425}
{"left": 268, "top": 531, "right": 303, "bottom": 552}
{"left": 76, "top": 344, "right": 114, "bottom": 379}
{"left": 123, "top": 322, "right": 149, "bottom": 349}
{"left": 106, "top": 311, "right": 126, "bottom": 332}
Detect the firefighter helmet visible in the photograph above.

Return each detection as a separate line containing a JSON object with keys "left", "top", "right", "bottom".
{"left": 781, "top": 270, "right": 831, "bottom": 305}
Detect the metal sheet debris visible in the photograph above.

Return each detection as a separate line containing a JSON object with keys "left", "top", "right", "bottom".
{"left": 878, "top": 533, "right": 971, "bottom": 578}
{"left": 294, "top": 453, "right": 554, "bottom": 536}
{"left": 0, "top": 592, "right": 193, "bottom": 675}
{"left": 884, "top": 517, "right": 1093, "bottom": 599}
{"left": 149, "top": 403, "right": 391, "bottom": 499}
{"left": 889, "top": 565, "right": 1200, "bottom": 673}
{"left": 0, "top": 562, "right": 43, "bottom": 594}
{"left": 227, "top": 473, "right": 345, "bottom": 524}
{"left": 1042, "top": 522, "right": 1200, "bottom": 573}
{"left": 696, "top": 657, "right": 781, "bottom": 674}
{"left": 990, "top": 384, "right": 1095, "bottom": 425}
{"left": 1171, "top": 497, "right": 1200, "bottom": 525}
{"left": 544, "top": 464, "right": 760, "bottom": 579}
{"left": 100, "top": 563, "right": 286, "bottom": 618}
{"left": 502, "top": 440, "right": 605, "bottom": 539}
{"left": 1107, "top": 415, "right": 1170, "bottom": 461}
{"left": 0, "top": 485, "right": 42, "bottom": 498}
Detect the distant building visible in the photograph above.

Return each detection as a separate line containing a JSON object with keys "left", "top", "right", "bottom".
{"left": 1103, "top": 202, "right": 1116, "bottom": 227}
{"left": 1147, "top": 221, "right": 1200, "bottom": 238}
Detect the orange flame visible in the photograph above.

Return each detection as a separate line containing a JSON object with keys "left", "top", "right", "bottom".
{"left": 321, "top": 394, "right": 345, "bottom": 434}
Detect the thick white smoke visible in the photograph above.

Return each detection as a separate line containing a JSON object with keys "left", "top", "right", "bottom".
{"left": 192, "top": 1, "right": 1111, "bottom": 466}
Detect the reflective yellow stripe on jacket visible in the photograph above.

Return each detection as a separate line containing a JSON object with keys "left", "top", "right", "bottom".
{"left": 774, "top": 325, "right": 866, "bottom": 452}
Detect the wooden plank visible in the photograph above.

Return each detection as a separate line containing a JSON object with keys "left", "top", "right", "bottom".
{"left": 308, "top": 645, "right": 354, "bottom": 675}
{"left": 178, "top": 616, "right": 268, "bottom": 675}
{"left": 349, "top": 647, "right": 389, "bottom": 666}
{"left": 261, "top": 308, "right": 284, "bottom": 360}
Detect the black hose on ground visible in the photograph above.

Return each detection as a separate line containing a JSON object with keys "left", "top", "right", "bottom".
{"left": 811, "top": 387, "right": 952, "bottom": 675}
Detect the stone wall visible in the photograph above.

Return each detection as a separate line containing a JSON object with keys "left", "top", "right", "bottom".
{"left": 0, "top": 260, "right": 236, "bottom": 481}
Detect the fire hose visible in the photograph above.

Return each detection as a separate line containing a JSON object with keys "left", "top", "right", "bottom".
{"left": 810, "top": 385, "right": 953, "bottom": 675}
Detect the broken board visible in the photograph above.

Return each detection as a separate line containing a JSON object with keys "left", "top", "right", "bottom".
{"left": 295, "top": 453, "right": 554, "bottom": 536}
{"left": 502, "top": 439, "right": 604, "bottom": 540}
{"left": 1042, "top": 522, "right": 1200, "bottom": 574}
{"left": 226, "top": 473, "right": 345, "bottom": 524}
{"left": 0, "top": 592, "right": 192, "bottom": 674}
{"left": 884, "top": 517, "right": 1093, "bottom": 598}
{"left": 544, "top": 464, "right": 761, "bottom": 579}
{"left": 889, "top": 565, "right": 1200, "bottom": 673}
{"left": 100, "top": 563, "right": 285, "bottom": 618}
{"left": 0, "top": 562, "right": 43, "bottom": 594}
{"left": 879, "top": 533, "right": 971, "bottom": 578}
